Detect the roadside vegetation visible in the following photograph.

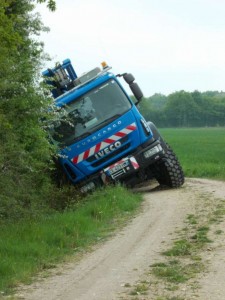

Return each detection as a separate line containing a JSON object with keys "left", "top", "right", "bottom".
{"left": 0, "top": 185, "right": 142, "bottom": 294}
{"left": 0, "top": 0, "right": 58, "bottom": 222}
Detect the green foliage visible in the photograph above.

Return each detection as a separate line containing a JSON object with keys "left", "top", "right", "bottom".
{"left": 151, "top": 260, "right": 202, "bottom": 283}
{"left": 163, "top": 240, "right": 192, "bottom": 257}
{"left": 0, "top": 185, "right": 142, "bottom": 293}
{"left": 139, "top": 91, "right": 225, "bottom": 127}
{"left": 36, "top": 0, "right": 56, "bottom": 11}
{"left": 191, "top": 226, "right": 212, "bottom": 244}
{"left": 0, "top": 0, "right": 58, "bottom": 221}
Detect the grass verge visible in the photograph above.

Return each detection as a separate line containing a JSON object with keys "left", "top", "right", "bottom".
{"left": 0, "top": 184, "right": 142, "bottom": 294}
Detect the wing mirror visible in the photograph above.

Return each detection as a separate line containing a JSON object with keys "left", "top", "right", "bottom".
{"left": 117, "top": 73, "right": 143, "bottom": 104}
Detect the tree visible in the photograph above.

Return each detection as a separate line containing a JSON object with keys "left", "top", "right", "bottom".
{"left": 138, "top": 94, "right": 168, "bottom": 127}
{"left": 0, "top": 0, "right": 56, "bottom": 220}
{"left": 164, "top": 91, "right": 200, "bottom": 127}
{"left": 37, "top": 0, "right": 56, "bottom": 11}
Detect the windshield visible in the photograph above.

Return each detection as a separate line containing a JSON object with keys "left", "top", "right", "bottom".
{"left": 49, "top": 79, "right": 132, "bottom": 146}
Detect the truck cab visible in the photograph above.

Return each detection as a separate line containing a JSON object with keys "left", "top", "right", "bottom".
{"left": 44, "top": 59, "right": 184, "bottom": 192}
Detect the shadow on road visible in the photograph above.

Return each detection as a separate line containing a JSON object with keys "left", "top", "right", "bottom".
{"left": 131, "top": 180, "right": 171, "bottom": 193}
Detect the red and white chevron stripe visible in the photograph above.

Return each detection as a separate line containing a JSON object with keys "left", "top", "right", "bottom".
{"left": 71, "top": 122, "right": 137, "bottom": 164}
{"left": 130, "top": 156, "right": 139, "bottom": 169}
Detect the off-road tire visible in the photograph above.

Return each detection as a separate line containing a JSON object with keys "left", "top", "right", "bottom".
{"left": 152, "top": 145, "right": 184, "bottom": 188}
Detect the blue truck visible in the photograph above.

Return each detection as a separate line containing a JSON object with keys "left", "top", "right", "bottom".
{"left": 43, "top": 59, "right": 184, "bottom": 192}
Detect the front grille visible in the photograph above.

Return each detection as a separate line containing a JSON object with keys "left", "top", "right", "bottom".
{"left": 86, "top": 135, "right": 129, "bottom": 164}
{"left": 91, "top": 143, "right": 130, "bottom": 168}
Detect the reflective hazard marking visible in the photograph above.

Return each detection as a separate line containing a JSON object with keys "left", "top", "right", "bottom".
{"left": 130, "top": 156, "right": 139, "bottom": 169}
{"left": 71, "top": 122, "right": 137, "bottom": 164}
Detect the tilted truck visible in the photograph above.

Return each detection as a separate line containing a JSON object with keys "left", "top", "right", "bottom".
{"left": 43, "top": 59, "right": 184, "bottom": 193}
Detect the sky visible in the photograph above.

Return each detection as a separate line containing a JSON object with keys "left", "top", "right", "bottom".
{"left": 37, "top": 0, "right": 225, "bottom": 96}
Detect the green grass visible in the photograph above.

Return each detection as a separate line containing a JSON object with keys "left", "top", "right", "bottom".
{"left": 191, "top": 226, "right": 212, "bottom": 244}
{"left": 130, "top": 282, "right": 149, "bottom": 295}
{"left": 186, "top": 214, "right": 198, "bottom": 225}
{"left": 163, "top": 239, "right": 192, "bottom": 257}
{"left": 0, "top": 185, "right": 142, "bottom": 294}
{"left": 151, "top": 260, "right": 203, "bottom": 283}
{"left": 159, "top": 127, "right": 225, "bottom": 180}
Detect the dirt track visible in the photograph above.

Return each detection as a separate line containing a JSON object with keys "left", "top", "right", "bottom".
{"left": 19, "top": 178, "right": 225, "bottom": 300}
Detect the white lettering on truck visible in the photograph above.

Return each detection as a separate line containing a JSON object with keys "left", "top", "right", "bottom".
{"left": 95, "top": 141, "right": 121, "bottom": 159}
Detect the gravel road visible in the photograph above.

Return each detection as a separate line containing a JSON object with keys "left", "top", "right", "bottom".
{"left": 19, "top": 178, "right": 225, "bottom": 300}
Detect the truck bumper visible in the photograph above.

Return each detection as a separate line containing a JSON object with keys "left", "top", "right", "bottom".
{"left": 79, "top": 140, "right": 166, "bottom": 193}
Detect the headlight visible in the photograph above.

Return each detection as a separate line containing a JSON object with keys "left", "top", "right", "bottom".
{"left": 143, "top": 145, "right": 163, "bottom": 159}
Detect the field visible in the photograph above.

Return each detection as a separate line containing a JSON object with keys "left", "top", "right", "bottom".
{"left": 159, "top": 127, "right": 225, "bottom": 180}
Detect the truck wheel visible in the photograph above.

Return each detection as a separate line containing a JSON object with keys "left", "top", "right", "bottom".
{"left": 152, "top": 145, "right": 184, "bottom": 188}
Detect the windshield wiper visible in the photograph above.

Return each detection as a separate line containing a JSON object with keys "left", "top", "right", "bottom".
{"left": 72, "top": 131, "right": 93, "bottom": 143}
{"left": 61, "top": 132, "right": 92, "bottom": 146}
{"left": 91, "top": 114, "right": 122, "bottom": 131}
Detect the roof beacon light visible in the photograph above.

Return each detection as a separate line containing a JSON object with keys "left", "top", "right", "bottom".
{"left": 101, "top": 61, "right": 108, "bottom": 69}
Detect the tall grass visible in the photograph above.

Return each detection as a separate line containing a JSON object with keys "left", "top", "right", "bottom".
{"left": 160, "top": 127, "right": 225, "bottom": 180}
{"left": 0, "top": 185, "right": 142, "bottom": 293}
